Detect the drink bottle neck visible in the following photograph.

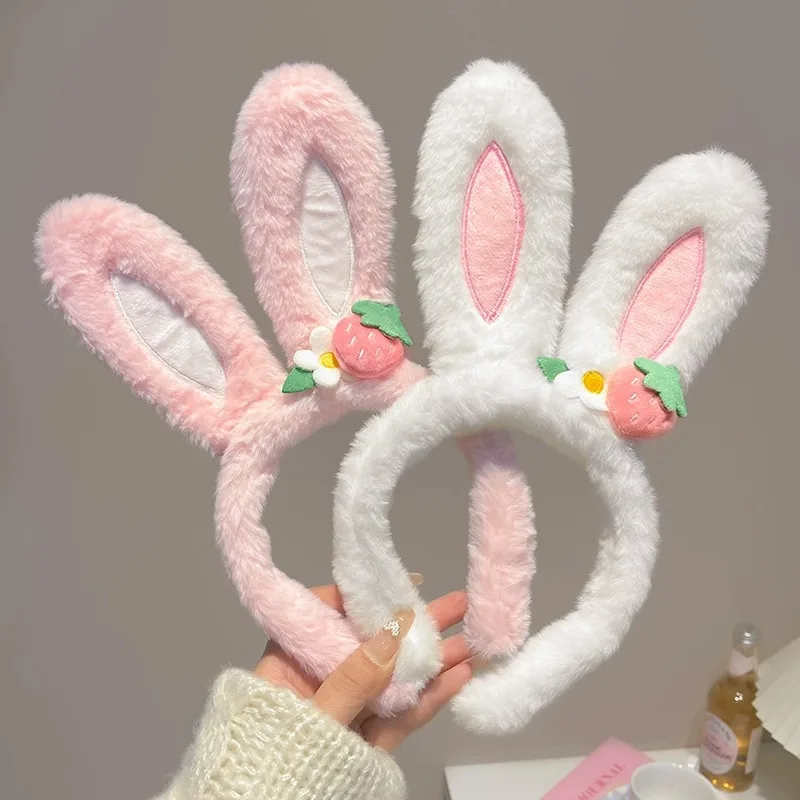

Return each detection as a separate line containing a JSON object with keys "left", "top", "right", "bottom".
{"left": 728, "top": 644, "right": 758, "bottom": 678}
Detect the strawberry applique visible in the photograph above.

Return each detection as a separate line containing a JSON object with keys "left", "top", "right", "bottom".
{"left": 606, "top": 365, "right": 674, "bottom": 439}
{"left": 332, "top": 300, "right": 411, "bottom": 380}
{"left": 537, "top": 355, "right": 686, "bottom": 440}
{"left": 606, "top": 357, "right": 686, "bottom": 439}
{"left": 282, "top": 301, "right": 411, "bottom": 393}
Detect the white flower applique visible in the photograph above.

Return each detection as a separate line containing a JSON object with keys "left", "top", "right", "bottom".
{"left": 554, "top": 368, "right": 609, "bottom": 411}
{"left": 283, "top": 327, "right": 341, "bottom": 393}
{"left": 536, "top": 356, "right": 688, "bottom": 438}
{"left": 536, "top": 356, "right": 608, "bottom": 411}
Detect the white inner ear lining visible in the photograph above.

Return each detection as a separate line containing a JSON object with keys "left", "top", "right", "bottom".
{"left": 111, "top": 271, "right": 225, "bottom": 395}
{"left": 299, "top": 157, "right": 355, "bottom": 316}
{"left": 333, "top": 368, "right": 659, "bottom": 700}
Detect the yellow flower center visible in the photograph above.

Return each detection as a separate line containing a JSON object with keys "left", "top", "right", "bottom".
{"left": 582, "top": 370, "right": 605, "bottom": 394}
{"left": 319, "top": 351, "right": 339, "bottom": 369}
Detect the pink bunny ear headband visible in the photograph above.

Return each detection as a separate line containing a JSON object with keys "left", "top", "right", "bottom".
{"left": 333, "top": 60, "right": 770, "bottom": 733}
{"left": 34, "top": 64, "right": 537, "bottom": 715}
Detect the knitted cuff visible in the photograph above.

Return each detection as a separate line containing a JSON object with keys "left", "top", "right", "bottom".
{"left": 172, "top": 669, "right": 406, "bottom": 800}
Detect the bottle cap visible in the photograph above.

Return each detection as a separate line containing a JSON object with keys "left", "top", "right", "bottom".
{"left": 734, "top": 622, "right": 760, "bottom": 648}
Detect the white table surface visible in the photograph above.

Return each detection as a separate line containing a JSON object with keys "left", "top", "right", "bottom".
{"left": 445, "top": 743, "right": 799, "bottom": 799}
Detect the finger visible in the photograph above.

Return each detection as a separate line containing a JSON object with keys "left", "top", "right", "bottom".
{"left": 396, "top": 661, "right": 473, "bottom": 736}
{"left": 350, "top": 707, "right": 373, "bottom": 732}
{"left": 441, "top": 634, "right": 471, "bottom": 672}
{"left": 313, "top": 609, "right": 414, "bottom": 726}
{"left": 427, "top": 590, "right": 468, "bottom": 633}
{"left": 261, "top": 580, "right": 419, "bottom": 659}
{"left": 350, "top": 635, "right": 468, "bottom": 731}
{"left": 365, "top": 661, "right": 473, "bottom": 752}
{"left": 310, "top": 584, "right": 345, "bottom": 613}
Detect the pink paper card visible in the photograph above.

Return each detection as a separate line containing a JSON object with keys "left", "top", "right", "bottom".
{"left": 542, "top": 739, "right": 652, "bottom": 799}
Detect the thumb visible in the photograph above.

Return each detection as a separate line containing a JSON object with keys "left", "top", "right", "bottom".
{"left": 313, "top": 609, "right": 415, "bottom": 726}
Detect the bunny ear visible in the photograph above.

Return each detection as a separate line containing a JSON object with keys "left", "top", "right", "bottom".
{"left": 36, "top": 195, "right": 282, "bottom": 453}
{"left": 559, "top": 150, "right": 769, "bottom": 387}
{"left": 412, "top": 60, "right": 572, "bottom": 369}
{"left": 231, "top": 64, "right": 396, "bottom": 362}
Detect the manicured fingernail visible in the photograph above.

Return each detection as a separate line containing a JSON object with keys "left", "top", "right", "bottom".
{"left": 364, "top": 609, "right": 415, "bottom": 666}
{"left": 409, "top": 572, "right": 424, "bottom": 586}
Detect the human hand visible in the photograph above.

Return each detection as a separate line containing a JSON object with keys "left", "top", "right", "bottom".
{"left": 254, "top": 580, "right": 472, "bottom": 752}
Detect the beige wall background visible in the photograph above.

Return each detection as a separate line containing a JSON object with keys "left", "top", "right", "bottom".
{"left": 2, "top": 2, "right": 799, "bottom": 798}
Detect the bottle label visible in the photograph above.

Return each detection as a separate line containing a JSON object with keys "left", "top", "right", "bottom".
{"left": 700, "top": 713, "right": 738, "bottom": 775}
{"left": 745, "top": 726, "right": 762, "bottom": 774}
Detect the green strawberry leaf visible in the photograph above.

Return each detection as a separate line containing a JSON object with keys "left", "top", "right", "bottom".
{"left": 282, "top": 367, "right": 316, "bottom": 394}
{"left": 536, "top": 356, "right": 569, "bottom": 382}
{"left": 351, "top": 300, "right": 413, "bottom": 347}
{"left": 633, "top": 357, "right": 688, "bottom": 417}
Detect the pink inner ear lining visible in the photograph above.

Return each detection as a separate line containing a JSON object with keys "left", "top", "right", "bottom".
{"left": 461, "top": 141, "right": 525, "bottom": 323}
{"left": 617, "top": 228, "right": 705, "bottom": 359}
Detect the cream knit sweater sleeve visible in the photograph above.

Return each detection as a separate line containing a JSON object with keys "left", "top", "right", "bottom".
{"left": 154, "top": 669, "right": 406, "bottom": 800}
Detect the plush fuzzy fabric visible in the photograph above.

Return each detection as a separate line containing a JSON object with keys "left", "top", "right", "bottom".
{"left": 333, "top": 366, "right": 659, "bottom": 708}
{"left": 230, "top": 61, "right": 539, "bottom": 671}
{"left": 215, "top": 386, "right": 426, "bottom": 716}
{"left": 231, "top": 63, "right": 396, "bottom": 362}
{"left": 559, "top": 150, "right": 769, "bottom": 386}
{"left": 37, "top": 199, "right": 428, "bottom": 712}
{"left": 36, "top": 195, "right": 281, "bottom": 454}
{"left": 334, "top": 60, "right": 570, "bottom": 682}
{"left": 36, "top": 63, "right": 538, "bottom": 716}
{"left": 458, "top": 432, "right": 535, "bottom": 658}
{"left": 449, "top": 384, "right": 659, "bottom": 735}
{"left": 332, "top": 61, "right": 769, "bottom": 731}
{"left": 413, "top": 59, "right": 573, "bottom": 372}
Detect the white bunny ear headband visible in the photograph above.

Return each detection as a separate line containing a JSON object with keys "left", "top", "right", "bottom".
{"left": 333, "top": 59, "right": 770, "bottom": 733}
{"left": 34, "top": 64, "right": 537, "bottom": 716}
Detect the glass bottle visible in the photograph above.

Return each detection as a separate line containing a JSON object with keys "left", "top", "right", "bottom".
{"left": 699, "top": 623, "right": 762, "bottom": 791}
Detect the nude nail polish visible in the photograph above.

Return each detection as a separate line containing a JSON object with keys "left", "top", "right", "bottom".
{"left": 363, "top": 609, "right": 415, "bottom": 666}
